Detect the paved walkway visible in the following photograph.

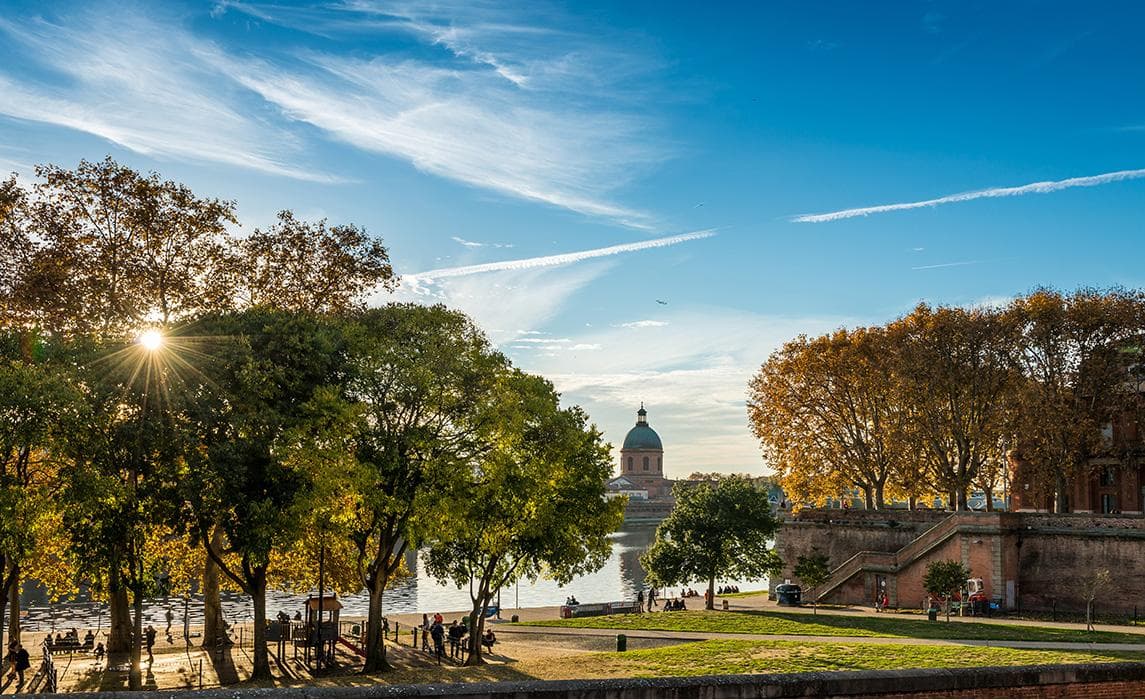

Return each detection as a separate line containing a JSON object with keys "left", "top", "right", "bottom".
{"left": 499, "top": 624, "right": 1145, "bottom": 653}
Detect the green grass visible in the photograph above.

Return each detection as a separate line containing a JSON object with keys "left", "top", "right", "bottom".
{"left": 521, "top": 609, "right": 1145, "bottom": 645}
{"left": 559, "top": 639, "right": 1145, "bottom": 678}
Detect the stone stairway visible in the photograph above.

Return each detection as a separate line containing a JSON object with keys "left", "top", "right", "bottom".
{"left": 816, "top": 513, "right": 964, "bottom": 601}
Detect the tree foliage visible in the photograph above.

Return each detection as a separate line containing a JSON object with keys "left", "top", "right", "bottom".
{"left": 341, "top": 304, "right": 506, "bottom": 671}
{"left": 750, "top": 289, "right": 1145, "bottom": 512}
{"left": 425, "top": 371, "right": 624, "bottom": 665}
{"left": 922, "top": 559, "right": 970, "bottom": 622}
{"left": 793, "top": 552, "right": 831, "bottom": 614}
{"left": 641, "top": 475, "right": 782, "bottom": 609}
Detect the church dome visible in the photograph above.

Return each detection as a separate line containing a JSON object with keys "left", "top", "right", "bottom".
{"left": 622, "top": 405, "right": 663, "bottom": 451}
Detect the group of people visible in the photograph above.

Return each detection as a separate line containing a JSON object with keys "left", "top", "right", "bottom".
{"left": 717, "top": 585, "right": 740, "bottom": 594}
{"left": 46, "top": 629, "right": 106, "bottom": 661}
{"left": 564, "top": 596, "right": 580, "bottom": 606}
{"left": 420, "top": 613, "right": 497, "bottom": 662}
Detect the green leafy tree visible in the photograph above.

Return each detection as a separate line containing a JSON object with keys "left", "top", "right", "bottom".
{"left": 179, "top": 309, "right": 354, "bottom": 681}
{"left": 0, "top": 331, "right": 79, "bottom": 645}
{"left": 922, "top": 559, "right": 970, "bottom": 622}
{"left": 57, "top": 333, "right": 189, "bottom": 688}
{"left": 793, "top": 552, "right": 831, "bottom": 614}
{"left": 641, "top": 475, "right": 782, "bottom": 609}
{"left": 341, "top": 304, "right": 506, "bottom": 672}
{"left": 426, "top": 371, "right": 624, "bottom": 665}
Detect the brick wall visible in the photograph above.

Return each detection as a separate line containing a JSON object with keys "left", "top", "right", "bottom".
{"left": 778, "top": 510, "right": 1145, "bottom": 614}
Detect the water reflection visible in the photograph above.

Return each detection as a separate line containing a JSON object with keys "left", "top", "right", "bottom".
{"left": 20, "top": 526, "right": 765, "bottom": 631}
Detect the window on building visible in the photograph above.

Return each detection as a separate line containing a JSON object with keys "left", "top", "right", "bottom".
{"left": 643, "top": 456, "right": 649, "bottom": 470}
{"left": 658, "top": 457, "right": 662, "bottom": 469}
{"left": 1102, "top": 493, "right": 1117, "bottom": 514}
{"left": 1101, "top": 467, "right": 1116, "bottom": 487}
{"left": 627, "top": 457, "right": 633, "bottom": 471}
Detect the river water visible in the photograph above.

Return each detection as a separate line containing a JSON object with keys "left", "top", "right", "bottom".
{"left": 18, "top": 525, "right": 766, "bottom": 632}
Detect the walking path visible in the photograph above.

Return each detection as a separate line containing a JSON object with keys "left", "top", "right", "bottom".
{"left": 499, "top": 623, "right": 1145, "bottom": 652}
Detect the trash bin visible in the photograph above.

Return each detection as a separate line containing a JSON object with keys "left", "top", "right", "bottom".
{"left": 511, "top": 614, "right": 519, "bottom": 623}
{"left": 927, "top": 607, "right": 938, "bottom": 621}
{"left": 616, "top": 634, "right": 627, "bottom": 652}
{"left": 776, "top": 584, "right": 803, "bottom": 606}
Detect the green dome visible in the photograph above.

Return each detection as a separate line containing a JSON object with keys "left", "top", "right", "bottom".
{"left": 622, "top": 405, "right": 663, "bottom": 450}
{"left": 623, "top": 424, "right": 663, "bottom": 451}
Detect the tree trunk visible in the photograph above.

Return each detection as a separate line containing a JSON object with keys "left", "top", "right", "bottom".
{"left": 908, "top": 495, "right": 918, "bottom": 511}
{"left": 108, "top": 568, "right": 132, "bottom": 653}
{"left": 362, "top": 581, "right": 391, "bottom": 672}
{"left": 1086, "top": 600, "right": 1093, "bottom": 632}
{"left": 706, "top": 574, "right": 715, "bottom": 610}
{"left": 249, "top": 570, "right": 271, "bottom": 681}
{"left": 6, "top": 572, "right": 18, "bottom": 645}
{"left": 861, "top": 485, "right": 873, "bottom": 510}
{"left": 201, "top": 528, "right": 225, "bottom": 649}
{"left": 984, "top": 486, "right": 995, "bottom": 512}
{"left": 874, "top": 483, "right": 886, "bottom": 510}
{"left": 465, "top": 593, "right": 489, "bottom": 667}
{"left": 1055, "top": 473, "right": 1069, "bottom": 513}
{"left": 129, "top": 581, "right": 143, "bottom": 690}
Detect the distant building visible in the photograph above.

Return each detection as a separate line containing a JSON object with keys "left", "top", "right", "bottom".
{"left": 606, "top": 404, "right": 676, "bottom": 521}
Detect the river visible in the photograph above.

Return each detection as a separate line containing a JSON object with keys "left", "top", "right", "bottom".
{"left": 17, "top": 525, "right": 766, "bottom": 632}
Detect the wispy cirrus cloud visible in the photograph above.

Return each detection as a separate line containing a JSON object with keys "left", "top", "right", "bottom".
{"left": 614, "top": 319, "right": 670, "bottom": 328}
{"left": 452, "top": 236, "right": 514, "bottom": 249}
{"left": 792, "top": 167, "right": 1145, "bottom": 223}
{"left": 207, "top": 0, "right": 669, "bottom": 227}
{"left": 0, "top": 11, "right": 334, "bottom": 182}
{"left": 402, "top": 230, "right": 716, "bottom": 286}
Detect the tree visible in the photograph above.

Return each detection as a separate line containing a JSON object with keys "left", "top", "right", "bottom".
{"left": 749, "top": 327, "right": 912, "bottom": 509}
{"left": 894, "top": 304, "right": 1019, "bottom": 511}
{"left": 793, "top": 552, "right": 831, "bottom": 614}
{"left": 341, "top": 304, "right": 506, "bottom": 672}
{"left": 0, "top": 331, "right": 79, "bottom": 646}
{"left": 1006, "top": 288, "right": 1145, "bottom": 512}
{"left": 1080, "top": 568, "right": 1112, "bottom": 632}
{"left": 641, "top": 475, "right": 782, "bottom": 609}
{"left": 57, "top": 332, "right": 189, "bottom": 688}
{"left": 425, "top": 371, "right": 624, "bottom": 665}
{"left": 236, "top": 210, "right": 396, "bottom": 313}
{"left": 179, "top": 309, "right": 354, "bottom": 681}
{"left": 922, "top": 559, "right": 970, "bottom": 622}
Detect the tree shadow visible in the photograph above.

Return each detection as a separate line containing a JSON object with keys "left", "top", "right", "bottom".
{"left": 206, "top": 644, "right": 241, "bottom": 686}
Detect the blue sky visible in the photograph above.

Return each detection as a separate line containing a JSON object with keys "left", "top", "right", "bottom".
{"left": 2, "top": 0, "right": 1144, "bottom": 474}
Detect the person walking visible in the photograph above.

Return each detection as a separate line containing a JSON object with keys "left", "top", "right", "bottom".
{"left": 636, "top": 589, "right": 644, "bottom": 613}
{"left": 145, "top": 625, "right": 158, "bottom": 662}
{"left": 13, "top": 644, "right": 30, "bottom": 687}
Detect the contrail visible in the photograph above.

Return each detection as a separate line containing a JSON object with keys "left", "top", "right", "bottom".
{"left": 403, "top": 229, "right": 717, "bottom": 283}
{"left": 911, "top": 260, "right": 984, "bottom": 270}
{"left": 792, "top": 167, "right": 1145, "bottom": 223}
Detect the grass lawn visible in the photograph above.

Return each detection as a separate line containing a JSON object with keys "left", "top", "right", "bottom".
{"left": 526, "top": 639, "right": 1145, "bottom": 679}
{"left": 522, "top": 609, "right": 1145, "bottom": 645}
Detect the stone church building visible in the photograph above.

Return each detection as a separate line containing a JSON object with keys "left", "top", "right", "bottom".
{"left": 605, "top": 405, "right": 676, "bottom": 517}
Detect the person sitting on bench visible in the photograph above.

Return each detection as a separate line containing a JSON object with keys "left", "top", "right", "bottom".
{"left": 83, "top": 631, "right": 95, "bottom": 650}
{"left": 93, "top": 643, "right": 106, "bottom": 662}
{"left": 481, "top": 629, "right": 496, "bottom": 654}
